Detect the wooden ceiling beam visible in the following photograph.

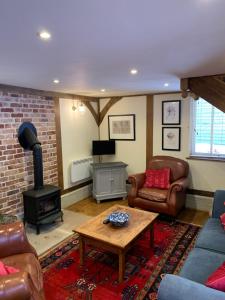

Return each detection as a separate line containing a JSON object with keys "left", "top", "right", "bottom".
{"left": 84, "top": 101, "right": 100, "bottom": 125}
{"left": 181, "top": 75, "right": 225, "bottom": 112}
{"left": 99, "top": 97, "right": 122, "bottom": 125}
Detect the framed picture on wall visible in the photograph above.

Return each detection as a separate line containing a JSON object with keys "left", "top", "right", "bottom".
{"left": 108, "top": 114, "right": 135, "bottom": 140}
{"left": 162, "top": 127, "right": 181, "bottom": 151}
{"left": 162, "top": 100, "right": 181, "bottom": 125}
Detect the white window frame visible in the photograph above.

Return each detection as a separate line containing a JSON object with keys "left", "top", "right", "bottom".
{"left": 191, "top": 98, "right": 225, "bottom": 158}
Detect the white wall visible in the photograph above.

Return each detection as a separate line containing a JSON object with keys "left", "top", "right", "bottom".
{"left": 153, "top": 93, "right": 225, "bottom": 211}
{"left": 99, "top": 96, "right": 147, "bottom": 174}
{"left": 59, "top": 93, "right": 225, "bottom": 212}
{"left": 153, "top": 93, "right": 225, "bottom": 192}
{"left": 153, "top": 93, "right": 190, "bottom": 159}
{"left": 60, "top": 99, "right": 99, "bottom": 189}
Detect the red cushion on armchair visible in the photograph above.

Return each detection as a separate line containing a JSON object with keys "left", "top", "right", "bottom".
{"left": 144, "top": 168, "right": 170, "bottom": 189}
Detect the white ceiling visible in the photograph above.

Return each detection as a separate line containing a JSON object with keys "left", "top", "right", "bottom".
{"left": 1, "top": 0, "right": 225, "bottom": 97}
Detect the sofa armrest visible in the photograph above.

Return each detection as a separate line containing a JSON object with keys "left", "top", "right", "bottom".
{"left": 158, "top": 274, "right": 225, "bottom": 300}
{"left": 0, "top": 221, "right": 37, "bottom": 259}
{"left": 212, "top": 190, "right": 225, "bottom": 218}
{"left": 0, "top": 271, "right": 34, "bottom": 300}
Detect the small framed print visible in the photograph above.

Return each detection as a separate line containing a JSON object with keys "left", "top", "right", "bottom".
{"left": 108, "top": 114, "right": 135, "bottom": 140}
{"left": 162, "top": 127, "right": 181, "bottom": 151}
{"left": 162, "top": 100, "right": 181, "bottom": 125}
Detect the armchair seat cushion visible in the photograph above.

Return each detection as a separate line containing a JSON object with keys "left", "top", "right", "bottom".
{"left": 137, "top": 187, "right": 167, "bottom": 202}
{"left": 2, "top": 253, "right": 43, "bottom": 292}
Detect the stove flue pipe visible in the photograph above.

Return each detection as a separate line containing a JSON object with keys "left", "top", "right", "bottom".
{"left": 18, "top": 122, "right": 44, "bottom": 190}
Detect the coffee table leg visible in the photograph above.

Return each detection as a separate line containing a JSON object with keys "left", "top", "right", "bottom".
{"left": 118, "top": 251, "right": 125, "bottom": 283}
{"left": 79, "top": 236, "right": 85, "bottom": 265}
{"left": 149, "top": 224, "right": 154, "bottom": 250}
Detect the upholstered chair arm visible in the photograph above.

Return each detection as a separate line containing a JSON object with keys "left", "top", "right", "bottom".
{"left": 128, "top": 173, "right": 145, "bottom": 205}
{"left": 128, "top": 173, "right": 145, "bottom": 189}
{"left": 168, "top": 177, "right": 189, "bottom": 195}
{"left": 0, "top": 271, "right": 35, "bottom": 300}
{"left": 166, "top": 177, "right": 189, "bottom": 216}
{"left": 0, "top": 222, "right": 37, "bottom": 259}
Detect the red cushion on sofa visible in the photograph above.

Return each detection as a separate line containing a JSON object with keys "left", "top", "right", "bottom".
{"left": 220, "top": 213, "right": 225, "bottom": 229}
{"left": 0, "top": 261, "right": 19, "bottom": 276}
{"left": 144, "top": 168, "right": 170, "bottom": 189}
{"left": 205, "top": 261, "right": 225, "bottom": 292}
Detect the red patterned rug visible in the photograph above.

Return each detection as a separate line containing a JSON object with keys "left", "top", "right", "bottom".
{"left": 40, "top": 218, "right": 200, "bottom": 300}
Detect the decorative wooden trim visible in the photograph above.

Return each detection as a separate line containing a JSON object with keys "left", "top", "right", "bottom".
{"left": 189, "top": 77, "right": 225, "bottom": 112}
{"left": 181, "top": 74, "right": 225, "bottom": 112}
{"left": 180, "top": 78, "right": 189, "bottom": 92}
{"left": 187, "top": 188, "right": 214, "bottom": 198}
{"left": 61, "top": 180, "right": 92, "bottom": 195}
{"left": 0, "top": 83, "right": 99, "bottom": 101}
{"left": 146, "top": 95, "right": 154, "bottom": 168}
{"left": 84, "top": 101, "right": 99, "bottom": 125}
{"left": 54, "top": 98, "right": 64, "bottom": 189}
{"left": 152, "top": 91, "right": 181, "bottom": 96}
{"left": 99, "top": 97, "right": 122, "bottom": 125}
{"left": 98, "top": 91, "right": 181, "bottom": 99}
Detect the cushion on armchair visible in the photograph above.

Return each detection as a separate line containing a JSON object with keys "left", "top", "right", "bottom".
{"left": 137, "top": 187, "right": 167, "bottom": 202}
{"left": 144, "top": 168, "right": 170, "bottom": 189}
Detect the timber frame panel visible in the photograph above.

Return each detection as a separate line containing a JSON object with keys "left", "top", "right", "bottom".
{"left": 181, "top": 74, "right": 225, "bottom": 113}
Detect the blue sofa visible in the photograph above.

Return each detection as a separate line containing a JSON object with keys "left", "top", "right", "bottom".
{"left": 158, "top": 190, "right": 225, "bottom": 300}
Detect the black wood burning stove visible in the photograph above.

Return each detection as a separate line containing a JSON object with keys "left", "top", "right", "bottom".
{"left": 18, "top": 122, "right": 63, "bottom": 234}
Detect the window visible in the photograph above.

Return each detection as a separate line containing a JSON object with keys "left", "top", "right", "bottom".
{"left": 191, "top": 98, "right": 225, "bottom": 157}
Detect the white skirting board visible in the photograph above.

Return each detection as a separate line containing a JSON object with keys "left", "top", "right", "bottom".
{"left": 61, "top": 184, "right": 92, "bottom": 208}
{"left": 186, "top": 194, "right": 213, "bottom": 212}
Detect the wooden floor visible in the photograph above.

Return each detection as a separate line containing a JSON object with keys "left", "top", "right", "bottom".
{"left": 67, "top": 197, "right": 209, "bottom": 227}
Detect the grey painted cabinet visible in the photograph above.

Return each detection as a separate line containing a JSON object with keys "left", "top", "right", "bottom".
{"left": 91, "top": 162, "right": 128, "bottom": 203}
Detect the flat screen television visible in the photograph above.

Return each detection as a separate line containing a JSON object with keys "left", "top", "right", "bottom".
{"left": 92, "top": 140, "right": 115, "bottom": 155}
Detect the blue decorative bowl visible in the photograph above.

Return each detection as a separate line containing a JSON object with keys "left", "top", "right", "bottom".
{"left": 107, "top": 211, "right": 129, "bottom": 227}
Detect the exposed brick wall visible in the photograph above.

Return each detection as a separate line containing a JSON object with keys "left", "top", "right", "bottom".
{"left": 0, "top": 91, "right": 58, "bottom": 215}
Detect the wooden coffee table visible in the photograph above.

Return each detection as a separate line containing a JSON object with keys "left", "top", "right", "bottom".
{"left": 74, "top": 205, "right": 158, "bottom": 283}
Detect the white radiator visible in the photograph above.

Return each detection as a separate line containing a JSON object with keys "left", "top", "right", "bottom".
{"left": 71, "top": 157, "right": 93, "bottom": 183}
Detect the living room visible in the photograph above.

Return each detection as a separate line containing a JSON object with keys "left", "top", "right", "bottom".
{"left": 1, "top": 1, "right": 225, "bottom": 299}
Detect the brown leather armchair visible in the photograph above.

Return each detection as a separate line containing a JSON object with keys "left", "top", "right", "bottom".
{"left": 128, "top": 156, "right": 189, "bottom": 217}
{"left": 0, "top": 221, "right": 45, "bottom": 300}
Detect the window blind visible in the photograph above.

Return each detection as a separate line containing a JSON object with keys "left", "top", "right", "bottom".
{"left": 192, "top": 98, "right": 225, "bottom": 157}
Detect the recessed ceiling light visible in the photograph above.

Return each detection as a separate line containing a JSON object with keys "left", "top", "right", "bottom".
{"left": 164, "top": 82, "right": 169, "bottom": 87}
{"left": 38, "top": 30, "right": 51, "bottom": 40}
{"left": 53, "top": 79, "right": 60, "bottom": 84}
{"left": 130, "top": 69, "right": 138, "bottom": 75}
{"left": 100, "top": 89, "right": 105, "bottom": 92}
